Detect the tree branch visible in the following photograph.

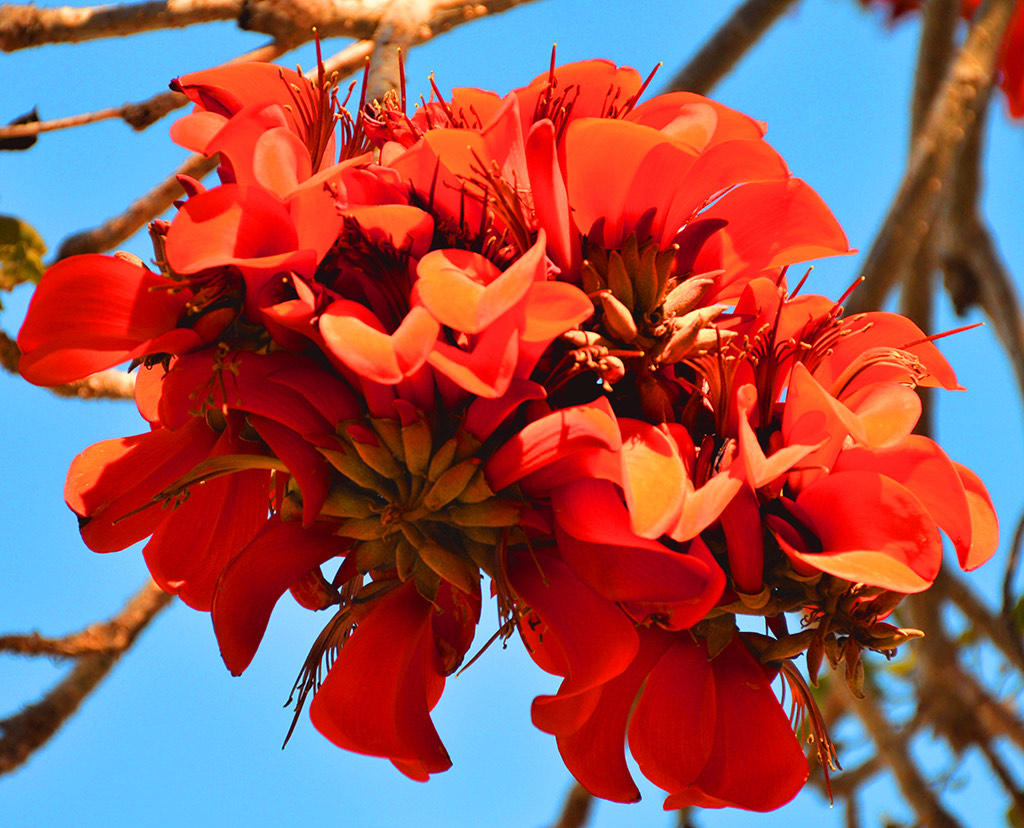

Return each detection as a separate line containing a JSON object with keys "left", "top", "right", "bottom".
{"left": 546, "top": 782, "right": 594, "bottom": 828}
{"left": 0, "top": 580, "right": 174, "bottom": 776}
{"left": 849, "top": 690, "right": 964, "bottom": 828}
{"left": 847, "top": 0, "right": 1018, "bottom": 314}
{"left": 661, "top": 0, "right": 800, "bottom": 95}
{"left": 0, "top": 0, "right": 539, "bottom": 52}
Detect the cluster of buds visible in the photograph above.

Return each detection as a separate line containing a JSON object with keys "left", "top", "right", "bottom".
{"left": 18, "top": 53, "right": 997, "bottom": 811}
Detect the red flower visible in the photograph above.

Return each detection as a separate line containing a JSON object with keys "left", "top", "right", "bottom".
{"left": 17, "top": 53, "right": 999, "bottom": 811}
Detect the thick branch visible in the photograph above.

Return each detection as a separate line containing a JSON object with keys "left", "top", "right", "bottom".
{"left": 847, "top": 0, "right": 1018, "bottom": 314}
{"left": 0, "top": 0, "right": 538, "bottom": 52}
{"left": 0, "top": 580, "right": 174, "bottom": 776}
{"left": 0, "top": 0, "right": 242, "bottom": 51}
{"left": 662, "top": 0, "right": 800, "bottom": 94}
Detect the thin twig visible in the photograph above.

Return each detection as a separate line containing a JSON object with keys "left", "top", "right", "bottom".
{"left": 0, "top": 38, "right": 294, "bottom": 139}
{"left": 847, "top": 0, "right": 1018, "bottom": 314}
{"left": 0, "top": 580, "right": 174, "bottom": 776}
{"left": 661, "top": 0, "right": 800, "bottom": 94}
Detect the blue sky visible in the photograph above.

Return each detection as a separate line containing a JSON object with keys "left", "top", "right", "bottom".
{"left": 2, "top": 1, "right": 1022, "bottom": 825}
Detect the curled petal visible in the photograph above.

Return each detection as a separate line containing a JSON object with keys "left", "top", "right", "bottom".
{"left": 213, "top": 519, "right": 353, "bottom": 675}
{"left": 506, "top": 548, "right": 638, "bottom": 734}
{"left": 415, "top": 233, "right": 547, "bottom": 334}
{"left": 320, "top": 301, "right": 439, "bottom": 384}
{"left": 310, "top": 581, "right": 452, "bottom": 780}
{"left": 18, "top": 255, "right": 193, "bottom": 385}
{"left": 953, "top": 461, "right": 1000, "bottom": 570}
{"left": 793, "top": 470, "right": 942, "bottom": 592}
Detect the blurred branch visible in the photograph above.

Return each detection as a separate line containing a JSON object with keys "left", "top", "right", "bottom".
{"left": 849, "top": 687, "right": 964, "bottom": 828}
{"left": 0, "top": 0, "right": 539, "bottom": 52}
{"left": 934, "top": 565, "right": 1024, "bottom": 674}
{"left": 848, "top": 0, "right": 1019, "bottom": 314}
{"left": 547, "top": 782, "right": 594, "bottom": 828}
{"left": 0, "top": 37, "right": 295, "bottom": 139}
{"left": 0, "top": 0, "right": 243, "bottom": 50}
{"left": 662, "top": 0, "right": 800, "bottom": 94}
{"left": 55, "top": 151, "right": 219, "bottom": 260}
{"left": 44, "top": 0, "right": 537, "bottom": 260}
{"left": 0, "top": 329, "right": 136, "bottom": 399}
{"left": 0, "top": 580, "right": 174, "bottom": 776}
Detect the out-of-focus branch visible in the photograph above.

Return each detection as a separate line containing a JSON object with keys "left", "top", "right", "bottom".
{"left": 941, "top": 115, "right": 1024, "bottom": 405}
{"left": 849, "top": 689, "right": 964, "bottom": 828}
{"left": 661, "top": 0, "right": 800, "bottom": 94}
{"left": 0, "top": 580, "right": 174, "bottom": 776}
{"left": 848, "top": 0, "right": 1019, "bottom": 314}
{"left": 0, "top": 0, "right": 242, "bottom": 50}
{"left": 934, "top": 566, "right": 1024, "bottom": 674}
{"left": 900, "top": 0, "right": 961, "bottom": 434}
{"left": 1002, "top": 510, "right": 1024, "bottom": 620}
{"left": 0, "top": 37, "right": 295, "bottom": 139}
{"left": 546, "top": 782, "right": 594, "bottom": 828}
{"left": 663, "top": 0, "right": 798, "bottom": 94}
{"left": 55, "top": 151, "right": 219, "bottom": 260}
{"left": 0, "top": 0, "right": 539, "bottom": 52}
{"left": 0, "top": 329, "right": 136, "bottom": 399}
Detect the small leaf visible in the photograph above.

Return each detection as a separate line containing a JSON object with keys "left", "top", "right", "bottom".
{"left": 0, "top": 107, "right": 40, "bottom": 151}
{"left": 0, "top": 215, "right": 47, "bottom": 308}
{"left": 1011, "top": 594, "right": 1024, "bottom": 635}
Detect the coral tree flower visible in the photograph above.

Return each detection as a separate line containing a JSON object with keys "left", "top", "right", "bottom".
{"left": 17, "top": 52, "right": 998, "bottom": 812}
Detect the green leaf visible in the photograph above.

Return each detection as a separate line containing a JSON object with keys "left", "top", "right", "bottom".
{"left": 1011, "top": 594, "right": 1024, "bottom": 636}
{"left": 0, "top": 215, "right": 47, "bottom": 308}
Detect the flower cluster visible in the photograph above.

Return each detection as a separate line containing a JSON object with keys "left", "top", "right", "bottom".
{"left": 18, "top": 56, "right": 998, "bottom": 811}
{"left": 860, "top": 0, "right": 1024, "bottom": 118}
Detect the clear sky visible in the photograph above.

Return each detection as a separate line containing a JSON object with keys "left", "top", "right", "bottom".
{"left": 2, "top": 1, "right": 1022, "bottom": 826}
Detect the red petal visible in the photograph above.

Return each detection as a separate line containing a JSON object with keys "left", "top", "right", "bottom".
{"left": 507, "top": 548, "right": 638, "bottom": 734}
{"left": 834, "top": 435, "right": 973, "bottom": 566}
{"left": 628, "top": 635, "right": 715, "bottom": 794}
{"left": 144, "top": 464, "right": 270, "bottom": 610}
{"left": 953, "top": 461, "right": 1000, "bottom": 570}
{"left": 555, "top": 629, "right": 673, "bottom": 803}
{"left": 309, "top": 581, "right": 452, "bottom": 779}
{"left": 18, "top": 254, "right": 189, "bottom": 385}
{"left": 212, "top": 519, "right": 352, "bottom": 675}
{"left": 676, "top": 638, "right": 808, "bottom": 811}
{"left": 794, "top": 470, "right": 942, "bottom": 592}
{"left": 618, "top": 418, "right": 687, "bottom": 538}
{"left": 485, "top": 398, "right": 622, "bottom": 492}
{"left": 164, "top": 184, "right": 302, "bottom": 275}
{"left": 415, "top": 234, "right": 546, "bottom": 334}
{"left": 67, "top": 419, "right": 220, "bottom": 553}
